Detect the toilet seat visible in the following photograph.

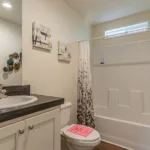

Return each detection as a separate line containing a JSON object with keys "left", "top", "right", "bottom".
{"left": 66, "top": 135, "right": 101, "bottom": 147}
{"left": 61, "top": 124, "right": 100, "bottom": 144}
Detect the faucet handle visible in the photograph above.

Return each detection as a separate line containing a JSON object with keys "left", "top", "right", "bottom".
{"left": 2, "top": 89, "right": 6, "bottom": 94}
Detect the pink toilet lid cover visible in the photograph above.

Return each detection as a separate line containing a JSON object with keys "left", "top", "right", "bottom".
{"left": 67, "top": 124, "right": 93, "bottom": 137}
{"left": 62, "top": 124, "right": 100, "bottom": 142}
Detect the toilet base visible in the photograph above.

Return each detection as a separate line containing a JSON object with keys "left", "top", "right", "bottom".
{"left": 61, "top": 135, "right": 99, "bottom": 150}
{"left": 61, "top": 135, "right": 69, "bottom": 150}
{"left": 67, "top": 143, "right": 95, "bottom": 150}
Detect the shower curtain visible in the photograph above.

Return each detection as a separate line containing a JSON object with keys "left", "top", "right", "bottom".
{"left": 77, "top": 41, "right": 95, "bottom": 128}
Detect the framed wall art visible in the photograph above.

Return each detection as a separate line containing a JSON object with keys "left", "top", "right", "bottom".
{"left": 58, "top": 41, "right": 71, "bottom": 62}
{"left": 32, "top": 22, "right": 52, "bottom": 51}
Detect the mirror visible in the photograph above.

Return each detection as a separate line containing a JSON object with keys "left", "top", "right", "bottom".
{"left": 0, "top": 0, "right": 22, "bottom": 86}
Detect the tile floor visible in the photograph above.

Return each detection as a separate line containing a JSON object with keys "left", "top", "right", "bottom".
{"left": 94, "top": 141, "right": 128, "bottom": 150}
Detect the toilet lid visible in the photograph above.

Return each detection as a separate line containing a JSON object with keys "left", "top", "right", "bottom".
{"left": 61, "top": 124, "right": 100, "bottom": 142}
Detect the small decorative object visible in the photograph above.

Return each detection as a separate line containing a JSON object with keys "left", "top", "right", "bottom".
{"left": 100, "top": 58, "right": 105, "bottom": 64}
{"left": 3, "top": 67, "right": 8, "bottom": 72}
{"left": 58, "top": 41, "right": 71, "bottom": 62}
{"left": 13, "top": 62, "right": 20, "bottom": 70}
{"left": 32, "top": 22, "right": 52, "bottom": 51}
{"left": 7, "top": 59, "right": 14, "bottom": 66}
{"left": 19, "top": 52, "right": 22, "bottom": 64}
{"left": 9, "top": 54, "right": 13, "bottom": 59}
{"left": 3, "top": 51, "right": 21, "bottom": 73}
{"left": 13, "top": 52, "right": 19, "bottom": 59}
{"left": 8, "top": 66, "right": 13, "bottom": 71}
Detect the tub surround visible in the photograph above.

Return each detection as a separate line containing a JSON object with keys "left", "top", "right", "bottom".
{"left": 0, "top": 94, "right": 64, "bottom": 123}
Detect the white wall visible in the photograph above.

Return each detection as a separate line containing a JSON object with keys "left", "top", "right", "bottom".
{"left": 0, "top": 18, "right": 22, "bottom": 86}
{"left": 22, "top": 0, "right": 91, "bottom": 123}
{"left": 92, "top": 10, "right": 150, "bottom": 37}
{"left": 92, "top": 11, "right": 150, "bottom": 149}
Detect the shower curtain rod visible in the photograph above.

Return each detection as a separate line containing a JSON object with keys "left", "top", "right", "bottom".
{"left": 77, "top": 27, "right": 150, "bottom": 43}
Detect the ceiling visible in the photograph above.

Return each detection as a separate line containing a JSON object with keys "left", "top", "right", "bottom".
{"left": 0, "top": 0, "right": 22, "bottom": 25}
{"left": 65, "top": 0, "right": 150, "bottom": 24}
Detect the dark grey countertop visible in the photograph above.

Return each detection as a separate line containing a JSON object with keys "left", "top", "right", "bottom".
{"left": 0, "top": 94, "right": 64, "bottom": 123}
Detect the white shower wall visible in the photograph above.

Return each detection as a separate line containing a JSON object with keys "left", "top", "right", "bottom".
{"left": 93, "top": 65, "right": 150, "bottom": 150}
{"left": 94, "top": 65, "right": 150, "bottom": 122}
{"left": 92, "top": 11, "right": 150, "bottom": 150}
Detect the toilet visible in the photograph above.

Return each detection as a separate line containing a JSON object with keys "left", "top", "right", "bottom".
{"left": 61, "top": 102, "right": 101, "bottom": 150}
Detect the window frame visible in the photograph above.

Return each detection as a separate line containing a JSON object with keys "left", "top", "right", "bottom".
{"left": 105, "top": 22, "right": 149, "bottom": 38}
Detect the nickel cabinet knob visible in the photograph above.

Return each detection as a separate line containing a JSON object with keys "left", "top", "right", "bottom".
{"left": 28, "top": 125, "right": 34, "bottom": 130}
{"left": 19, "top": 129, "right": 25, "bottom": 135}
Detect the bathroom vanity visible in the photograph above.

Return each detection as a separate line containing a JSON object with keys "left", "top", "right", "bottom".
{"left": 0, "top": 94, "right": 64, "bottom": 150}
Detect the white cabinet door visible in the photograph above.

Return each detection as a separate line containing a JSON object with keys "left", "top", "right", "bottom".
{"left": 0, "top": 121, "right": 25, "bottom": 150}
{"left": 25, "top": 109, "right": 61, "bottom": 150}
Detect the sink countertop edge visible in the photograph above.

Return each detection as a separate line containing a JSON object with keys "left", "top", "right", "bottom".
{"left": 0, "top": 94, "right": 64, "bottom": 123}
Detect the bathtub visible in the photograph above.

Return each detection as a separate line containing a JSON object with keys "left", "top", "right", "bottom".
{"left": 95, "top": 114, "right": 150, "bottom": 150}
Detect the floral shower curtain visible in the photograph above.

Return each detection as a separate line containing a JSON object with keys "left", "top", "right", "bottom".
{"left": 77, "top": 41, "right": 95, "bottom": 128}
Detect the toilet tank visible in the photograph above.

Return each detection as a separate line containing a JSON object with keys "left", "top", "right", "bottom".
{"left": 61, "top": 102, "right": 72, "bottom": 128}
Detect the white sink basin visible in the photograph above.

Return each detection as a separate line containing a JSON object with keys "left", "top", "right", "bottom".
{"left": 0, "top": 96, "right": 38, "bottom": 109}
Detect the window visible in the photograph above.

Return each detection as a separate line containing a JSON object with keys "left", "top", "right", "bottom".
{"left": 105, "top": 22, "right": 148, "bottom": 38}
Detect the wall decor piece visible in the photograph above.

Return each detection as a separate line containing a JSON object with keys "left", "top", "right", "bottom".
{"left": 32, "top": 22, "right": 52, "bottom": 51}
{"left": 13, "top": 62, "right": 20, "bottom": 70}
{"left": 13, "top": 52, "right": 19, "bottom": 59}
{"left": 7, "top": 58, "right": 14, "bottom": 66}
{"left": 8, "top": 66, "right": 13, "bottom": 72}
{"left": 58, "top": 41, "right": 71, "bottom": 62}
{"left": 3, "top": 52, "right": 21, "bottom": 73}
{"left": 3, "top": 67, "right": 8, "bottom": 72}
{"left": 19, "top": 52, "right": 22, "bottom": 64}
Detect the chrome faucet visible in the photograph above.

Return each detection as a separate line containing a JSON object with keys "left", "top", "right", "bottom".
{"left": 0, "top": 84, "right": 7, "bottom": 99}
